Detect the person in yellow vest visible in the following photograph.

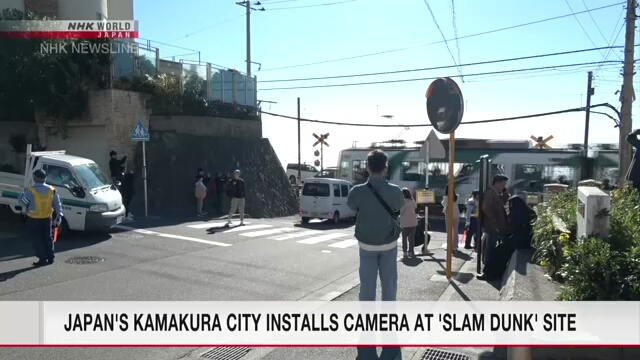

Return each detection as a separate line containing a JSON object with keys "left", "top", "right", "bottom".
{"left": 18, "top": 169, "right": 63, "bottom": 267}
{"left": 464, "top": 190, "right": 480, "bottom": 249}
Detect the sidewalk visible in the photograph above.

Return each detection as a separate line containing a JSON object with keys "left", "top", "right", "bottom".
{"left": 255, "top": 232, "right": 502, "bottom": 360}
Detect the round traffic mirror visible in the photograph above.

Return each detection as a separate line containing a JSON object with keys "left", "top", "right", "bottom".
{"left": 426, "top": 77, "right": 464, "bottom": 134}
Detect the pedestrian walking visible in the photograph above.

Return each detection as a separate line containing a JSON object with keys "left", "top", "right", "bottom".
{"left": 18, "top": 169, "right": 63, "bottom": 267}
{"left": 346, "top": 149, "right": 404, "bottom": 360}
{"left": 464, "top": 191, "right": 480, "bottom": 249}
{"left": 442, "top": 185, "right": 460, "bottom": 251}
{"left": 195, "top": 175, "right": 207, "bottom": 217}
{"left": 226, "top": 170, "right": 246, "bottom": 226}
{"left": 109, "top": 150, "right": 127, "bottom": 185}
{"left": 400, "top": 188, "right": 418, "bottom": 258}
{"left": 121, "top": 166, "right": 135, "bottom": 221}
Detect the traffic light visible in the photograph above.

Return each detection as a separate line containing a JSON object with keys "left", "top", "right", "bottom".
{"left": 426, "top": 77, "right": 464, "bottom": 134}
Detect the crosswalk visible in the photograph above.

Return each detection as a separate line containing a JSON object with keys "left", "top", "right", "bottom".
{"left": 184, "top": 221, "right": 360, "bottom": 249}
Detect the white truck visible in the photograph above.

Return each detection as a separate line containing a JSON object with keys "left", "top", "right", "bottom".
{"left": 0, "top": 145, "right": 126, "bottom": 233}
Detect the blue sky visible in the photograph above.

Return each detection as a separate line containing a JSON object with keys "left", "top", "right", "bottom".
{"left": 134, "top": 0, "right": 634, "bottom": 167}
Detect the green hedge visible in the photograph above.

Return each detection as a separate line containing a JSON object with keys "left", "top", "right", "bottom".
{"left": 532, "top": 185, "right": 640, "bottom": 300}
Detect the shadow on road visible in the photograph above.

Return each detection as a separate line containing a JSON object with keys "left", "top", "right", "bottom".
{"left": 294, "top": 219, "right": 355, "bottom": 230}
{"left": 0, "top": 267, "right": 34, "bottom": 282}
{"left": 0, "top": 230, "right": 112, "bottom": 262}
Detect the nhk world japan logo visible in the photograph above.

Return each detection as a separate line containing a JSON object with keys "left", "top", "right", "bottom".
{"left": 0, "top": 20, "right": 138, "bottom": 39}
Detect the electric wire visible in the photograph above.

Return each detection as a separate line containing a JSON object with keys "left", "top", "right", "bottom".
{"left": 422, "top": 0, "right": 462, "bottom": 81}
{"left": 258, "top": 1, "right": 624, "bottom": 71}
{"left": 450, "top": 0, "right": 463, "bottom": 80}
{"left": 564, "top": 0, "right": 606, "bottom": 57}
{"left": 264, "top": 0, "right": 355, "bottom": 11}
{"left": 259, "top": 60, "right": 621, "bottom": 90}
{"left": 594, "top": 10, "right": 625, "bottom": 75}
{"left": 261, "top": 103, "right": 615, "bottom": 127}
{"left": 172, "top": 14, "right": 245, "bottom": 41}
{"left": 581, "top": 0, "right": 617, "bottom": 52}
{"left": 260, "top": 45, "right": 625, "bottom": 83}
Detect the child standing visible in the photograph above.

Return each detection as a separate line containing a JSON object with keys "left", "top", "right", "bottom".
{"left": 195, "top": 175, "right": 207, "bottom": 217}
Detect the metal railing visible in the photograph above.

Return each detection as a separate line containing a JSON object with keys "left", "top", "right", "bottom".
{"left": 110, "top": 38, "right": 257, "bottom": 108}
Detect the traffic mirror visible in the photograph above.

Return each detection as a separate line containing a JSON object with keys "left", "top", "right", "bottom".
{"left": 426, "top": 77, "right": 464, "bottom": 134}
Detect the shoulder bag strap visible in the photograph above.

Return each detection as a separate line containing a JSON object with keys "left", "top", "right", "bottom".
{"left": 366, "top": 182, "right": 396, "bottom": 218}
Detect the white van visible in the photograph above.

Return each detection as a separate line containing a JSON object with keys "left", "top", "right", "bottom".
{"left": 299, "top": 178, "right": 356, "bottom": 224}
{"left": 0, "top": 145, "right": 125, "bottom": 233}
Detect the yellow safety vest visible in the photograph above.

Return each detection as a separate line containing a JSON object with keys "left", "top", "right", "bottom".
{"left": 27, "top": 186, "right": 55, "bottom": 219}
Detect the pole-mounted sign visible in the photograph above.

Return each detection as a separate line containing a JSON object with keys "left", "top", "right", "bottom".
{"left": 426, "top": 77, "right": 464, "bottom": 281}
{"left": 531, "top": 135, "right": 554, "bottom": 149}
{"left": 313, "top": 133, "right": 329, "bottom": 173}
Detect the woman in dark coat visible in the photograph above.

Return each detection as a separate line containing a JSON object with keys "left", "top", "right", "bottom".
{"left": 122, "top": 167, "right": 135, "bottom": 220}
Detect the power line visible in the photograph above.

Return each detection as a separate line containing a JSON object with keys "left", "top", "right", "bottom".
{"left": 581, "top": 0, "right": 616, "bottom": 53}
{"left": 595, "top": 9, "right": 626, "bottom": 74}
{"left": 564, "top": 0, "right": 606, "bottom": 57}
{"left": 260, "top": 45, "right": 624, "bottom": 83}
{"left": 259, "top": 60, "right": 620, "bottom": 90}
{"left": 422, "top": 0, "right": 462, "bottom": 81}
{"left": 258, "top": 1, "right": 624, "bottom": 71}
{"left": 261, "top": 103, "right": 614, "bottom": 127}
{"left": 450, "top": 0, "right": 463, "bottom": 80}
{"left": 264, "top": 0, "right": 355, "bottom": 11}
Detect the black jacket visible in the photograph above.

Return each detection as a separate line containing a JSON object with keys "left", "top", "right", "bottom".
{"left": 226, "top": 178, "right": 246, "bottom": 198}
{"left": 121, "top": 173, "right": 135, "bottom": 197}
{"left": 109, "top": 156, "right": 127, "bottom": 178}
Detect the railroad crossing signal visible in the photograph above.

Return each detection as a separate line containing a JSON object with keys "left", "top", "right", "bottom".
{"left": 313, "top": 133, "right": 329, "bottom": 147}
{"left": 531, "top": 135, "right": 554, "bottom": 149}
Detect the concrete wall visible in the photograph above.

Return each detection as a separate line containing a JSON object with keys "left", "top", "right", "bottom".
{"left": 38, "top": 89, "right": 150, "bottom": 172}
{"left": 132, "top": 133, "right": 297, "bottom": 218}
{"left": 150, "top": 115, "right": 262, "bottom": 138}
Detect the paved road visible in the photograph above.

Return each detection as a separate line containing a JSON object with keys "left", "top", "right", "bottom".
{"left": 0, "top": 215, "right": 491, "bottom": 360}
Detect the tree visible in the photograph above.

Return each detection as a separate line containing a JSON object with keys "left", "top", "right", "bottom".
{"left": 0, "top": 9, "right": 111, "bottom": 129}
{"left": 138, "top": 55, "right": 156, "bottom": 77}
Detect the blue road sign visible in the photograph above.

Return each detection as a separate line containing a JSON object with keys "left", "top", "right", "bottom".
{"left": 130, "top": 120, "right": 150, "bottom": 141}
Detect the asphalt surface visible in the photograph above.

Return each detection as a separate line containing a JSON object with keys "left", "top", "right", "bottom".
{"left": 0, "top": 214, "right": 501, "bottom": 360}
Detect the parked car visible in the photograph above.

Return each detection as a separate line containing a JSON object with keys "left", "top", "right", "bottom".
{"left": 286, "top": 163, "right": 319, "bottom": 184}
{"left": 313, "top": 168, "right": 337, "bottom": 179}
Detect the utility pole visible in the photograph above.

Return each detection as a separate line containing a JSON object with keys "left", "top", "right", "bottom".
{"left": 582, "top": 71, "right": 594, "bottom": 180}
{"left": 245, "top": 0, "right": 251, "bottom": 78}
{"left": 297, "top": 98, "right": 301, "bottom": 182}
{"left": 619, "top": 0, "right": 636, "bottom": 183}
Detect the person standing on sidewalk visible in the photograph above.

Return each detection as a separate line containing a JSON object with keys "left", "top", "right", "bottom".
{"left": 109, "top": 151, "right": 127, "bottom": 185}
{"left": 347, "top": 149, "right": 404, "bottom": 360}
{"left": 399, "top": 188, "right": 418, "bottom": 258}
{"left": 195, "top": 175, "right": 207, "bottom": 217}
{"left": 442, "top": 185, "right": 460, "bottom": 251}
{"left": 464, "top": 191, "right": 480, "bottom": 249}
{"left": 19, "top": 170, "right": 63, "bottom": 267}
{"left": 477, "top": 174, "right": 509, "bottom": 281}
{"left": 121, "top": 165, "right": 136, "bottom": 221}
{"left": 226, "top": 170, "right": 246, "bottom": 226}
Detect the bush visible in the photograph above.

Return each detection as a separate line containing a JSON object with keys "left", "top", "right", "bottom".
{"left": 533, "top": 184, "right": 640, "bottom": 300}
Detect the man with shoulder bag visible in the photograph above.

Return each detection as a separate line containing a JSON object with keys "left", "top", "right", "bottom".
{"left": 347, "top": 150, "right": 405, "bottom": 360}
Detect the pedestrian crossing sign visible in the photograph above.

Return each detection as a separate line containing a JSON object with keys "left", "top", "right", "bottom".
{"left": 130, "top": 120, "right": 150, "bottom": 142}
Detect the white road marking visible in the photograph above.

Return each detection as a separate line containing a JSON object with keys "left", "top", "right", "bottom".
{"left": 322, "top": 250, "right": 331, "bottom": 253}
{"left": 224, "top": 224, "right": 273, "bottom": 233}
{"left": 187, "top": 221, "right": 251, "bottom": 229}
{"left": 269, "top": 230, "right": 322, "bottom": 240}
{"left": 297, "top": 233, "right": 348, "bottom": 244}
{"left": 114, "top": 225, "right": 231, "bottom": 247}
{"left": 239, "top": 228, "right": 298, "bottom": 238}
{"left": 328, "top": 239, "right": 358, "bottom": 249}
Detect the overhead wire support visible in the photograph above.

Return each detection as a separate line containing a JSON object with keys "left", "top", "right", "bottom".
{"left": 422, "top": 0, "right": 463, "bottom": 81}
{"left": 260, "top": 45, "right": 626, "bottom": 83}
{"left": 258, "top": 1, "right": 624, "bottom": 71}
{"left": 260, "top": 60, "right": 622, "bottom": 90}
